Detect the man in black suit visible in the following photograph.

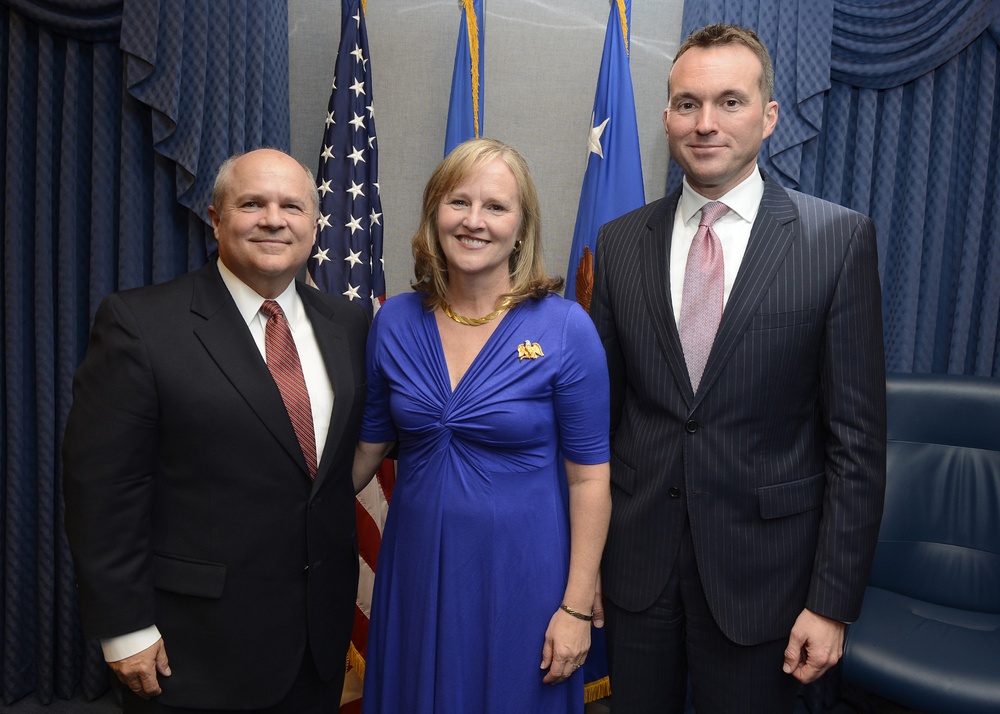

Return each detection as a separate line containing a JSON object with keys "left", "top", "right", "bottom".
{"left": 590, "top": 24, "right": 886, "bottom": 713}
{"left": 63, "top": 148, "right": 369, "bottom": 713}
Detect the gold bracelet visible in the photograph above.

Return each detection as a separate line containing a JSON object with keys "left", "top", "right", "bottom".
{"left": 560, "top": 603, "right": 593, "bottom": 621}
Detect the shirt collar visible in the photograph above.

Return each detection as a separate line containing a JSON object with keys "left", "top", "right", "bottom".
{"left": 679, "top": 166, "right": 764, "bottom": 226}
{"left": 216, "top": 258, "right": 304, "bottom": 332}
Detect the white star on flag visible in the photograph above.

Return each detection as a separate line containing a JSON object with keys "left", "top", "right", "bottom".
{"left": 588, "top": 114, "right": 610, "bottom": 159}
{"left": 347, "top": 146, "right": 365, "bottom": 165}
{"left": 347, "top": 181, "right": 364, "bottom": 199}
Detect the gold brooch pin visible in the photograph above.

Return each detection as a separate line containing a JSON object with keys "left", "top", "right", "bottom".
{"left": 517, "top": 340, "right": 544, "bottom": 361}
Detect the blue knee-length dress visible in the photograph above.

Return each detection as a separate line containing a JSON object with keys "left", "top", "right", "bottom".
{"left": 359, "top": 291, "right": 610, "bottom": 714}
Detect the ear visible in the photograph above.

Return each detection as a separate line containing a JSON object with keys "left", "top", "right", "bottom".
{"left": 662, "top": 107, "right": 670, "bottom": 137}
{"left": 762, "top": 100, "right": 779, "bottom": 140}
{"left": 208, "top": 206, "right": 222, "bottom": 235}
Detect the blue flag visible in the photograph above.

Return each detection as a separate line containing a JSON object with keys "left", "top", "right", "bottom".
{"left": 568, "top": 1, "right": 644, "bottom": 703}
{"left": 444, "top": 0, "right": 485, "bottom": 155}
{"left": 565, "top": 0, "right": 644, "bottom": 306}
{"left": 308, "top": 0, "right": 385, "bottom": 317}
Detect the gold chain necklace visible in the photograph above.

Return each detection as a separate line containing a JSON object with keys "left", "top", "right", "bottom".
{"left": 442, "top": 298, "right": 512, "bottom": 326}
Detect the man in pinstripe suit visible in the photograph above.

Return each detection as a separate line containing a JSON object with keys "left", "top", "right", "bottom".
{"left": 590, "top": 24, "right": 886, "bottom": 713}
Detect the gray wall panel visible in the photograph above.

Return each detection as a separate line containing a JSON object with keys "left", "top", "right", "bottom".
{"left": 289, "top": 1, "right": 684, "bottom": 298}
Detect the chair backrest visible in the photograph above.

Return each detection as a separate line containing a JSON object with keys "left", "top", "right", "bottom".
{"left": 869, "top": 373, "right": 1000, "bottom": 613}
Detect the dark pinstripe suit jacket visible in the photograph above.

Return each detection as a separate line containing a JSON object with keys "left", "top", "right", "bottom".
{"left": 590, "top": 172, "right": 886, "bottom": 645}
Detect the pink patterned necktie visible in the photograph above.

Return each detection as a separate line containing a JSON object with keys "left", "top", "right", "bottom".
{"left": 678, "top": 201, "right": 730, "bottom": 391}
{"left": 261, "top": 300, "right": 317, "bottom": 479}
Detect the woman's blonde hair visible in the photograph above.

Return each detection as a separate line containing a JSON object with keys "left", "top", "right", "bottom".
{"left": 411, "top": 138, "right": 563, "bottom": 308}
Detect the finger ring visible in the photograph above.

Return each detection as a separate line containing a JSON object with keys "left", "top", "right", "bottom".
{"left": 573, "top": 664, "right": 580, "bottom": 670}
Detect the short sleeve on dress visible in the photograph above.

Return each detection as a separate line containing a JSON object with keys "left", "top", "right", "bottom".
{"left": 359, "top": 303, "right": 398, "bottom": 444}
{"left": 554, "top": 301, "right": 611, "bottom": 465}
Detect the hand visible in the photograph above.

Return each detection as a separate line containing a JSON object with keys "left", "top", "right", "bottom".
{"left": 540, "top": 608, "right": 591, "bottom": 685}
{"left": 592, "top": 573, "right": 605, "bottom": 629}
{"left": 783, "top": 608, "right": 844, "bottom": 684}
{"left": 109, "top": 638, "right": 171, "bottom": 698}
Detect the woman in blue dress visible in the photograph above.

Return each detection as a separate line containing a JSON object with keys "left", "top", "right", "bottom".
{"left": 353, "top": 138, "right": 611, "bottom": 713}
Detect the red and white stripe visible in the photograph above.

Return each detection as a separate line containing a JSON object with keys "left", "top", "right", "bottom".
{"left": 340, "top": 459, "right": 394, "bottom": 711}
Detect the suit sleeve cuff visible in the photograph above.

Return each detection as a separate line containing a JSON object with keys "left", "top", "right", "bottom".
{"left": 100, "top": 625, "right": 162, "bottom": 662}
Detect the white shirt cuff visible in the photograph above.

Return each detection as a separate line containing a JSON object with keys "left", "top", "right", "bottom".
{"left": 100, "top": 625, "right": 162, "bottom": 662}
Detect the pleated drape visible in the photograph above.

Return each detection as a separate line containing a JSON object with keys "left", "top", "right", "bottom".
{"left": 0, "top": 0, "right": 290, "bottom": 703}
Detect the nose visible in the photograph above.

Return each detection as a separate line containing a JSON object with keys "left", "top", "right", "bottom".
{"left": 259, "top": 203, "right": 286, "bottom": 228}
{"left": 462, "top": 205, "right": 485, "bottom": 230}
{"left": 694, "top": 106, "right": 718, "bottom": 134}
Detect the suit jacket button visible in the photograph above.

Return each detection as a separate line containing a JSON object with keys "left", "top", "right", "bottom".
{"left": 685, "top": 420, "right": 698, "bottom": 433}
{"left": 668, "top": 487, "right": 681, "bottom": 498}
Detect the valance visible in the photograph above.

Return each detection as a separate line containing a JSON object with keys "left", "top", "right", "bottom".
{"left": 832, "top": 0, "right": 1000, "bottom": 88}
{"left": 0, "top": 0, "right": 121, "bottom": 41}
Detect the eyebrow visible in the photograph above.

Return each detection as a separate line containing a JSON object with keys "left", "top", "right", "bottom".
{"left": 671, "top": 88, "right": 754, "bottom": 104}
{"left": 232, "top": 192, "right": 306, "bottom": 206}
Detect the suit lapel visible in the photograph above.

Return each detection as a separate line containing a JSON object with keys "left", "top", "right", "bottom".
{"left": 698, "top": 175, "right": 799, "bottom": 397}
{"left": 299, "top": 286, "right": 356, "bottom": 494}
{"left": 639, "top": 191, "right": 695, "bottom": 402}
{"left": 190, "top": 262, "right": 311, "bottom": 478}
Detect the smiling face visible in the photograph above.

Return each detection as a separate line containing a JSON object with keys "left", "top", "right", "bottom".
{"left": 208, "top": 149, "right": 318, "bottom": 298}
{"left": 436, "top": 157, "right": 523, "bottom": 289}
{"left": 664, "top": 43, "right": 779, "bottom": 199}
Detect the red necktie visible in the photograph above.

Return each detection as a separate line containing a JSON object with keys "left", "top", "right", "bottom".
{"left": 260, "top": 300, "right": 317, "bottom": 479}
{"left": 679, "top": 201, "right": 730, "bottom": 391}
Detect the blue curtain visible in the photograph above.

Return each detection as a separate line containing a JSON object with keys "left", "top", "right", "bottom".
{"left": 673, "top": 0, "right": 1000, "bottom": 377}
{"left": 0, "top": 0, "right": 290, "bottom": 704}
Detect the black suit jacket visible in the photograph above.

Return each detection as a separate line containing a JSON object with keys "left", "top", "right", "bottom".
{"left": 590, "top": 173, "right": 886, "bottom": 645}
{"left": 63, "top": 260, "right": 369, "bottom": 708}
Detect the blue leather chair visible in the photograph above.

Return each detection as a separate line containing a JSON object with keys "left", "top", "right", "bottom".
{"left": 841, "top": 373, "right": 1000, "bottom": 714}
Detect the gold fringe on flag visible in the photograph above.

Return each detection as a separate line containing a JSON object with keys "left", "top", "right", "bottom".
{"left": 585, "top": 675, "right": 611, "bottom": 703}
{"left": 615, "top": 0, "right": 629, "bottom": 57}
{"left": 347, "top": 641, "right": 367, "bottom": 681}
{"left": 461, "top": 0, "right": 481, "bottom": 138}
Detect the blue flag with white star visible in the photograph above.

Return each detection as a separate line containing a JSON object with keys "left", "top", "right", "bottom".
{"left": 565, "top": 0, "right": 644, "bottom": 305}
{"left": 444, "top": 0, "right": 484, "bottom": 155}
{"left": 309, "top": 0, "right": 384, "bottom": 317}
{"left": 566, "top": 2, "right": 643, "bottom": 703}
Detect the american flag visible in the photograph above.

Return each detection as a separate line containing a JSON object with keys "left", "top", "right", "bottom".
{"left": 309, "top": 0, "right": 384, "bottom": 316}
{"left": 307, "top": 2, "right": 393, "bottom": 711}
